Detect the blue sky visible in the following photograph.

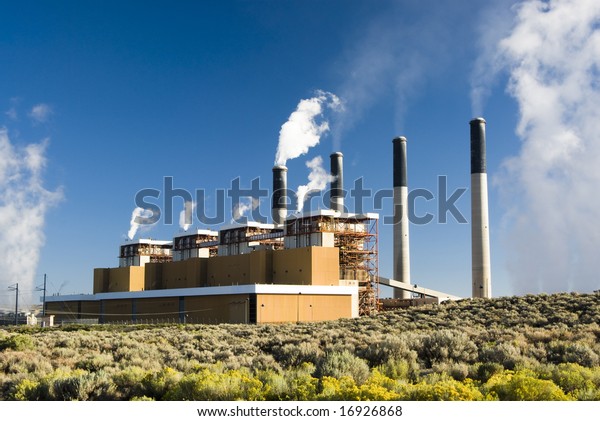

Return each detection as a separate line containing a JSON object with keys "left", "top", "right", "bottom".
{"left": 2, "top": 0, "right": 599, "bottom": 309}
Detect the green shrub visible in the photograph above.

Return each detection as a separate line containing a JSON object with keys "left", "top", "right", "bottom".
{"left": 0, "top": 334, "right": 34, "bottom": 351}
{"left": 484, "top": 370, "right": 571, "bottom": 401}
{"left": 316, "top": 351, "right": 370, "bottom": 385}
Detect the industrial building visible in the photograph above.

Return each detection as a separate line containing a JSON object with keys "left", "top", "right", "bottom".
{"left": 46, "top": 151, "right": 382, "bottom": 324}
{"left": 45, "top": 117, "right": 491, "bottom": 325}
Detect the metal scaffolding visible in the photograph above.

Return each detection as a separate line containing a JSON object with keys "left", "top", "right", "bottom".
{"left": 284, "top": 212, "right": 379, "bottom": 316}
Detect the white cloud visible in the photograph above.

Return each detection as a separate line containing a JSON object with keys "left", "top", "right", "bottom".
{"left": 29, "top": 103, "right": 53, "bottom": 123}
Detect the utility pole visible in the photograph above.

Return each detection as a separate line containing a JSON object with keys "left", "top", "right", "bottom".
{"left": 42, "top": 274, "right": 47, "bottom": 317}
{"left": 8, "top": 283, "right": 18, "bottom": 325}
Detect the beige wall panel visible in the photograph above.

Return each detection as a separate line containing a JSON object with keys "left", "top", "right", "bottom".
{"left": 256, "top": 294, "right": 351, "bottom": 323}
{"left": 135, "top": 297, "right": 180, "bottom": 323}
{"left": 46, "top": 301, "right": 79, "bottom": 322}
{"left": 207, "top": 254, "right": 252, "bottom": 286}
{"left": 272, "top": 248, "right": 312, "bottom": 285}
{"left": 310, "top": 247, "right": 339, "bottom": 285}
{"left": 256, "top": 294, "right": 299, "bottom": 323}
{"left": 184, "top": 294, "right": 249, "bottom": 324}
{"left": 272, "top": 247, "right": 339, "bottom": 286}
{"left": 250, "top": 250, "right": 272, "bottom": 284}
{"left": 144, "top": 263, "right": 163, "bottom": 290}
{"left": 80, "top": 301, "right": 101, "bottom": 320}
{"left": 93, "top": 268, "right": 110, "bottom": 294}
{"left": 102, "top": 299, "right": 133, "bottom": 322}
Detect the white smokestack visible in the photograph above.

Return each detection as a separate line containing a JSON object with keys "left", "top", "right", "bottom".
{"left": 470, "top": 118, "right": 491, "bottom": 298}
{"left": 393, "top": 136, "right": 410, "bottom": 299}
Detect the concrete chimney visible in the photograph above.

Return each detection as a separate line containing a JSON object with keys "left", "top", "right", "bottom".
{"left": 470, "top": 118, "right": 492, "bottom": 298}
{"left": 272, "top": 165, "right": 288, "bottom": 225}
{"left": 330, "top": 152, "right": 344, "bottom": 212}
{"left": 393, "top": 136, "right": 411, "bottom": 299}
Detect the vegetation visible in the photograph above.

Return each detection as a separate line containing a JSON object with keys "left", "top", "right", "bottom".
{"left": 1, "top": 292, "right": 600, "bottom": 400}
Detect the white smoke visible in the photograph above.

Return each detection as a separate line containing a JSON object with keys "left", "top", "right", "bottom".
{"left": 490, "top": 0, "right": 600, "bottom": 293}
{"left": 274, "top": 90, "right": 343, "bottom": 166}
{"left": 296, "top": 156, "right": 334, "bottom": 213}
{"left": 127, "top": 207, "right": 154, "bottom": 240}
{"left": 179, "top": 201, "right": 195, "bottom": 231}
{"left": 0, "top": 129, "right": 62, "bottom": 309}
{"left": 232, "top": 197, "right": 260, "bottom": 223}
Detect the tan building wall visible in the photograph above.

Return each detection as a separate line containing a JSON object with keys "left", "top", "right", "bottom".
{"left": 145, "top": 258, "right": 208, "bottom": 290}
{"left": 93, "top": 267, "right": 145, "bottom": 293}
{"left": 272, "top": 247, "right": 339, "bottom": 286}
{"left": 80, "top": 301, "right": 101, "bottom": 320}
{"left": 256, "top": 294, "right": 352, "bottom": 323}
{"left": 46, "top": 301, "right": 80, "bottom": 323}
{"left": 135, "top": 297, "right": 180, "bottom": 323}
{"left": 185, "top": 294, "right": 249, "bottom": 324}
{"left": 93, "top": 269, "right": 110, "bottom": 294}
{"left": 102, "top": 299, "right": 133, "bottom": 323}
{"left": 207, "top": 250, "right": 272, "bottom": 286}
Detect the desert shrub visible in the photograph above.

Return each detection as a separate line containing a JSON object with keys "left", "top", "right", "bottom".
{"left": 539, "top": 363, "right": 598, "bottom": 399}
{"left": 46, "top": 369, "right": 115, "bottom": 400}
{"left": 316, "top": 350, "right": 370, "bottom": 385}
{"left": 358, "top": 369, "right": 402, "bottom": 401}
{"left": 140, "top": 367, "right": 183, "bottom": 400}
{"left": 402, "top": 378, "right": 485, "bottom": 401}
{"left": 361, "top": 334, "right": 417, "bottom": 366}
{"left": 546, "top": 341, "right": 599, "bottom": 367}
{"left": 318, "top": 376, "right": 360, "bottom": 400}
{"left": 377, "top": 357, "right": 419, "bottom": 382}
{"left": 0, "top": 350, "right": 53, "bottom": 376}
{"left": 112, "top": 366, "right": 148, "bottom": 399}
{"left": 272, "top": 341, "right": 322, "bottom": 368}
{"left": 165, "top": 368, "right": 264, "bottom": 401}
{"left": 419, "top": 330, "right": 478, "bottom": 367}
{"left": 480, "top": 342, "right": 523, "bottom": 370}
{"left": 472, "top": 362, "right": 504, "bottom": 383}
{"left": 484, "top": 370, "right": 570, "bottom": 401}
{"left": 0, "top": 334, "right": 34, "bottom": 351}
{"left": 75, "top": 353, "right": 114, "bottom": 372}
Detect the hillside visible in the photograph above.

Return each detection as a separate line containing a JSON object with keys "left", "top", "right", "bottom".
{"left": 1, "top": 292, "right": 599, "bottom": 400}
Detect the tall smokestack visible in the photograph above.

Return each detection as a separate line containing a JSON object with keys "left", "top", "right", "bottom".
{"left": 330, "top": 152, "right": 344, "bottom": 212}
{"left": 470, "top": 118, "right": 492, "bottom": 298}
{"left": 393, "top": 136, "right": 411, "bottom": 299}
{"left": 272, "top": 165, "right": 288, "bottom": 225}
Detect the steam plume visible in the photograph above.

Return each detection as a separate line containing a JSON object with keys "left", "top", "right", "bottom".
{"left": 0, "top": 129, "right": 62, "bottom": 309}
{"left": 127, "top": 207, "right": 154, "bottom": 240}
{"left": 296, "top": 156, "right": 334, "bottom": 213}
{"left": 232, "top": 197, "right": 260, "bottom": 223}
{"left": 491, "top": 0, "right": 600, "bottom": 293}
{"left": 275, "top": 91, "right": 342, "bottom": 166}
{"left": 179, "top": 201, "right": 195, "bottom": 231}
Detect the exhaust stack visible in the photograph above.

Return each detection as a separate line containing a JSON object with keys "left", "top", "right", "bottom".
{"left": 330, "top": 152, "right": 344, "bottom": 212}
{"left": 393, "top": 136, "right": 411, "bottom": 299}
{"left": 272, "top": 165, "right": 288, "bottom": 225}
{"left": 470, "top": 118, "right": 492, "bottom": 298}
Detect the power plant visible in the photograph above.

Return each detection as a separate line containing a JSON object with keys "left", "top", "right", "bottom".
{"left": 45, "top": 118, "right": 491, "bottom": 324}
